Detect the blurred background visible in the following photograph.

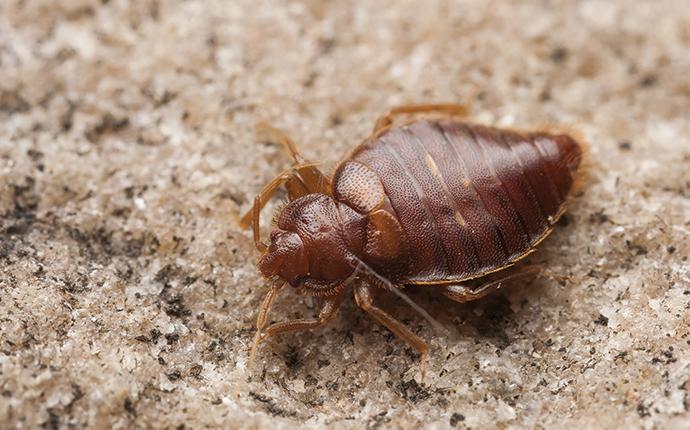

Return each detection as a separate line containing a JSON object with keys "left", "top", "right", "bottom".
{"left": 1, "top": 1, "right": 689, "bottom": 428}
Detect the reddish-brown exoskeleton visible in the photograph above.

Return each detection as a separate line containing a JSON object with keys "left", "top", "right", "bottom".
{"left": 241, "top": 104, "right": 584, "bottom": 375}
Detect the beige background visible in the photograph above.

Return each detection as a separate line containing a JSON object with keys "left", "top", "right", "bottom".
{"left": 1, "top": 0, "right": 689, "bottom": 428}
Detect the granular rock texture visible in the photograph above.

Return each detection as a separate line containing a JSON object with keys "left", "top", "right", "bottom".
{"left": 1, "top": 1, "right": 689, "bottom": 429}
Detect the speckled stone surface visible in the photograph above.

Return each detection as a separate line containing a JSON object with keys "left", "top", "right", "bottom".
{"left": 1, "top": 1, "right": 689, "bottom": 429}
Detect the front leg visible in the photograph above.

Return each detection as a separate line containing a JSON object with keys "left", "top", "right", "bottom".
{"left": 256, "top": 122, "right": 332, "bottom": 192}
{"left": 254, "top": 294, "right": 344, "bottom": 346}
{"left": 239, "top": 168, "right": 307, "bottom": 252}
{"left": 354, "top": 283, "right": 429, "bottom": 378}
{"left": 239, "top": 162, "right": 329, "bottom": 252}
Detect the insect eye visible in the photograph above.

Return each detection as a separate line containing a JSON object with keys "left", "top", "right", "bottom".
{"left": 288, "top": 275, "right": 306, "bottom": 288}
{"left": 270, "top": 230, "right": 281, "bottom": 242}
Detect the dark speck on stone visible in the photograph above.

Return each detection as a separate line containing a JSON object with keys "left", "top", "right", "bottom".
{"left": 594, "top": 314, "right": 609, "bottom": 326}
{"left": 618, "top": 141, "right": 632, "bottom": 151}
{"left": 639, "top": 75, "right": 658, "bottom": 87}
{"left": 550, "top": 47, "right": 568, "bottom": 63}
{"left": 450, "top": 412, "right": 466, "bottom": 427}
{"left": 283, "top": 344, "right": 301, "bottom": 372}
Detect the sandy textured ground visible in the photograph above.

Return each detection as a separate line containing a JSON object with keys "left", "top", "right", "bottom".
{"left": 1, "top": 0, "right": 689, "bottom": 428}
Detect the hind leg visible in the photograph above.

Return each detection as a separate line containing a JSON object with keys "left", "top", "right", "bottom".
{"left": 442, "top": 266, "right": 542, "bottom": 303}
{"left": 373, "top": 103, "right": 470, "bottom": 134}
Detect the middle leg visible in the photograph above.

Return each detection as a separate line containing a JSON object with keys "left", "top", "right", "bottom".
{"left": 354, "top": 283, "right": 429, "bottom": 378}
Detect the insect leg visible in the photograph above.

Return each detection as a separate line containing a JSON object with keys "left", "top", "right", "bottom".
{"left": 354, "top": 283, "right": 429, "bottom": 378}
{"left": 256, "top": 123, "right": 332, "bottom": 194}
{"left": 442, "top": 266, "right": 542, "bottom": 303}
{"left": 373, "top": 103, "right": 471, "bottom": 134}
{"left": 293, "top": 164, "right": 331, "bottom": 195}
{"left": 256, "top": 122, "right": 307, "bottom": 164}
{"left": 255, "top": 294, "right": 344, "bottom": 343}
{"left": 239, "top": 169, "right": 304, "bottom": 251}
{"left": 240, "top": 161, "right": 330, "bottom": 251}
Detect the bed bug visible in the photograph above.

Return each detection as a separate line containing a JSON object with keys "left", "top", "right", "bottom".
{"left": 240, "top": 104, "right": 584, "bottom": 374}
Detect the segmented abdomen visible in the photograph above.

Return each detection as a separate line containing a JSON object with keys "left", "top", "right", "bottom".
{"left": 347, "top": 119, "right": 582, "bottom": 283}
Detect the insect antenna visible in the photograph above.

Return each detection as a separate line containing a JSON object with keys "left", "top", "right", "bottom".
{"left": 247, "top": 279, "right": 286, "bottom": 369}
{"left": 347, "top": 255, "right": 450, "bottom": 337}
